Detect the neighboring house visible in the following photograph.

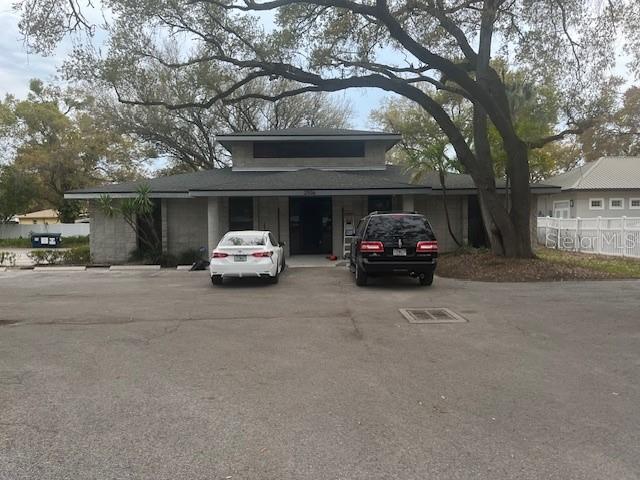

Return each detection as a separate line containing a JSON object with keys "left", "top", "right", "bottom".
{"left": 537, "top": 156, "right": 640, "bottom": 219}
{"left": 65, "top": 128, "right": 558, "bottom": 264}
{"left": 16, "top": 209, "right": 60, "bottom": 225}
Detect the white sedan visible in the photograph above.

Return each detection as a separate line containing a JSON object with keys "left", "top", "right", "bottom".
{"left": 209, "top": 230, "right": 285, "bottom": 285}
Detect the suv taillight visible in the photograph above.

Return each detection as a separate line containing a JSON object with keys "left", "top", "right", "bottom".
{"left": 251, "top": 251, "right": 273, "bottom": 257}
{"left": 212, "top": 252, "right": 228, "bottom": 258}
{"left": 416, "top": 240, "right": 438, "bottom": 252}
{"left": 359, "top": 241, "right": 384, "bottom": 253}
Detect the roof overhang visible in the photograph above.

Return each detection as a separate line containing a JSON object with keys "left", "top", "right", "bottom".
{"left": 65, "top": 185, "right": 559, "bottom": 200}
{"left": 65, "top": 192, "right": 191, "bottom": 200}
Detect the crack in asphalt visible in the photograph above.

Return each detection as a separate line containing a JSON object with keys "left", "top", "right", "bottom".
{"left": 5, "top": 312, "right": 349, "bottom": 328}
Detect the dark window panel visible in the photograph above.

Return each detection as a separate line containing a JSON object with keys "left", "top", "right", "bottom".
{"left": 254, "top": 141, "right": 365, "bottom": 158}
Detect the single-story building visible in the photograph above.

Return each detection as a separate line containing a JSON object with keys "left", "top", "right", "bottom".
{"left": 537, "top": 156, "right": 640, "bottom": 218}
{"left": 66, "top": 128, "right": 558, "bottom": 264}
{"left": 16, "top": 209, "right": 60, "bottom": 225}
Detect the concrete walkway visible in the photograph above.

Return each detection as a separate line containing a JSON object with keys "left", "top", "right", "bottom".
{"left": 287, "top": 254, "right": 346, "bottom": 268}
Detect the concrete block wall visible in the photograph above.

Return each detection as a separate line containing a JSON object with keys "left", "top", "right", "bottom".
{"left": 413, "top": 194, "right": 466, "bottom": 253}
{"left": 165, "top": 198, "right": 208, "bottom": 256}
{"left": 89, "top": 201, "right": 137, "bottom": 264}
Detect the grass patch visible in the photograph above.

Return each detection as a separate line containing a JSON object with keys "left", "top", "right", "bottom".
{"left": 0, "top": 235, "right": 89, "bottom": 248}
{"left": 437, "top": 247, "right": 640, "bottom": 282}
{"left": 537, "top": 248, "right": 640, "bottom": 278}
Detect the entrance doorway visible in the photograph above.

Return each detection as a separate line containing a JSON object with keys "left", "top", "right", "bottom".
{"left": 289, "top": 197, "right": 333, "bottom": 254}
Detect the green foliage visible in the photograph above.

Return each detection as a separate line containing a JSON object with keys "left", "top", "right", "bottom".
{"left": 537, "top": 248, "right": 640, "bottom": 278}
{"left": 0, "top": 164, "right": 38, "bottom": 223}
{"left": 0, "top": 235, "right": 88, "bottom": 248}
{"left": 0, "top": 80, "right": 152, "bottom": 221}
{"left": 28, "top": 249, "right": 64, "bottom": 265}
{"left": 28, "top": 245, "right": 91, "bottom": 265}
{"left": 62, "top": 245, "right": 91, "bottom": 265}
{"left": 371, "top": 94, "right": 464, "bottom": 178}
{"left": 579, "top": 85, "right": 640, "bottom": 162}
{"left": 0, "top": 251, "right": 16, "bottom": 266}
{"left": 158, "top": 253, "right": 178, "bottom": 268}
{"left": 177, "top": 248, "right": 206, "bottom": 265}
{"left": 60, "top": 235, "right": 90, "bottom": 247}
{"left": 372, "top": 71, "right": 579, "bottom": 181}
{"left": 100, "top": 185, "right": 161, "bottom": 257}
{"left": 128, "top": 248, "right": 182, "bottom": 267}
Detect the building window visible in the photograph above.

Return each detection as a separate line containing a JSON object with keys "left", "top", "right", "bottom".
{"left": 368, "top": 195, "right": 393, "bottom": 213}
{"left": 254, "top": 141, "right": 365, "bottom": 158}
{"left": 553, "top": 200, "right": 570, "bottom": 219}
{"left": 589, "top": 198, "right": 604, "bottom": 210}
{"left": 229, "top": 197, "right": 254, "bottom": 230}
{"left": 609, "top": 198, "right": 624, "bottom": 210}
{"left": 630, "top": 198, "right": 640, "bottom": 209}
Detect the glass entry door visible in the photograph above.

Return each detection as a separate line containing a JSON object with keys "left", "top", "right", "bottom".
{"left": 289, "top": 197, "right": 332, "bottom": 254}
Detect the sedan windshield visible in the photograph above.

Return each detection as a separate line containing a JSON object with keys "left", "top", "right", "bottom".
{"left": 220, "top": 234, "right": 266, "bottom": 246}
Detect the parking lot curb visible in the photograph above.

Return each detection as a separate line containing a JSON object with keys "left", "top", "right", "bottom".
{"left": 0, "top": 267, "right": 6, "bottom": 272}
{"left": 33, "top": 266, "right": 86, "bottom": 272}
{"left": 176, "top": 265, "right": 193, "bottom": 271}
{"left": 109, "top": 265, "right": 161, "bottom": 271}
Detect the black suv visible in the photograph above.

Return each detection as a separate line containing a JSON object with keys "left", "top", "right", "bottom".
{"left": 349, "top": 212, "right": 438, "bottom": 286}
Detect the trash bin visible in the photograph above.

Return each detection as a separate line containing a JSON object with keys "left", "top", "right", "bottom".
{"left": 30, "top": 233, "right": 62, "bottom": 248}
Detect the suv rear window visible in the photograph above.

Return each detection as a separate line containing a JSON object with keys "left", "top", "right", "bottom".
{"left": 364, "top": 215, "right": 434, "bottom": 242}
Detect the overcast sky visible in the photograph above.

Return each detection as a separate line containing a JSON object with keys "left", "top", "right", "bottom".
{"left": 0, "top": 1, "right": 59, "bottom": 98}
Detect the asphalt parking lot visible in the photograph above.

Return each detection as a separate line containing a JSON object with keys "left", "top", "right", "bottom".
{"left": 1, "top": 267, "right": 639, "bottom": 479}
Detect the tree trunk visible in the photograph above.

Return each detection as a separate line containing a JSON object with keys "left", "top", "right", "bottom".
{"left": 504, "top": 139, "right": 534, "bottom": 258}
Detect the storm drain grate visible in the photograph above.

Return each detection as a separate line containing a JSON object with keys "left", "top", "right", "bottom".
{"left": 399, "top": 308, "right": 468, "bottom": 324}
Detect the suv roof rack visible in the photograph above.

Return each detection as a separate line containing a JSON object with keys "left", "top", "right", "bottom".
{"left": 368, "top": 210, "right": 419, "bottom": 215}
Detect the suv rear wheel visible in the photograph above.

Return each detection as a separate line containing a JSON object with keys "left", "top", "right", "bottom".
{"left": 355, "top": 262, "right": 368, "bottom": 286}
{"left": 419, "top": 271, "right": 434, "bottom": 286}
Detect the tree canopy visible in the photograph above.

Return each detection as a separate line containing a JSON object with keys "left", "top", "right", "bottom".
{"left": 0, "top": 80, "right": 153, "bottom": 221}
{"left": 92, "top": 77, "right": 352, "bottom": 174}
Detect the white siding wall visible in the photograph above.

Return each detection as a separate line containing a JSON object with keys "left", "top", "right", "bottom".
{"left": 575, "top": 191, "right": 640, "bottom": 218}
{"left": 538, "top": 191, "right": 640, "bottom": 218}
{"left": 537, "top": 193, "right": 577, "bottom": 218}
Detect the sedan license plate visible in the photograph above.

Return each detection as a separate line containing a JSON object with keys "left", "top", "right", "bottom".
{"left": 234, "top": 255, "right": 247, "bottom": 262}
{"left": 393, "top": 248, "right": 407, "bottom": 256}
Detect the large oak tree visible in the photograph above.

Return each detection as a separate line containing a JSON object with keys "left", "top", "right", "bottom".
{"left": 15, "top": 0, "right": 640, "bottom": 256}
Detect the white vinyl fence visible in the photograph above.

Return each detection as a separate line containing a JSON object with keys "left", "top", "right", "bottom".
{"left": 0, "top": 223, "right": 89, "bottom": 239}
{"left": 537, "top": 217, "right": 640, "bottom": 258}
